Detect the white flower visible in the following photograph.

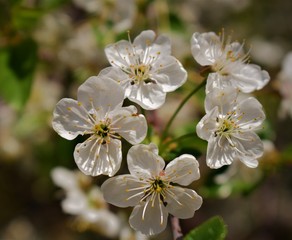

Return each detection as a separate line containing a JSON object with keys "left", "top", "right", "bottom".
{"left": 196, "top": 86, "right": 265, "bottom": 168}
{"left": 101, "top": 143, "right": 202, "bottom": 236}
{"left": 51, "top": 167, "right": 120, "bottom": 238}
{"left": 277, "top": 52, "right": 292, "bottom": 118}
{"left": 103, "top": 30, "right": 187, "bottom": 110}
{"left": 52, "top": 75, "right": 147, "bottom": 176}
{"left": 191, "top": 31, "right": 270, "bottom": 93}
{"left": 72, "top": 0, "right": 136, "bottom": 33}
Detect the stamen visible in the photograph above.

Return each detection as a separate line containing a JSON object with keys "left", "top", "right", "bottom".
{"left": 142, "top": 198, "right": 150, "bottom": 221}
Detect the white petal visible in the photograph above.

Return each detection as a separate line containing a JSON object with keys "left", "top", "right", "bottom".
{"left": 129, "top": 196, "right": 168, "bottom": 235}
{"left": 74, "top": 138, "right": 122, "bottom": 177}
{"left": 235, "top": 97, "right": 265, "bottom": 130}
{"left": 127, "top": 82, "right": 166, "bottom": 110}
{"left": 81, "top": 209, "right": 120, "bottom": 238}
{"left": 196, "top": 106, "right": 219, "bottom": 141}
{"left": 51, "top": 167, "right": 78, "bottom": 191}
{"left": 133, "top": 30, "right": 171, "bottom": 56}
{"left": 191, "top": 32, "right": 220, "bottom": 66}
{"left": 105, "top": 40, "right": 135, "bottom": 69}
{"left": 166, "top": 187, "right": 202, "bottom": 219}
{"left": 205, "top": 84, "right": 238, "bottom": 114}
{"left": 61, "top": 190, "right": 87, "bottom": 215}
{"left": 151, "top": 56, "right": 187, "bottom": 92}
{"left": 165, "top": 154, "right": 200, "bottom": 186}
{"left": 77, "top": 76, "right": 124, "bottom": 114}
{"left": 239, "top": 157, "right": 259, "bottom": 168}
{"left": 52, "top": 98, "right": 93, "bottom": 140}
{"left": 110, "top": 106, "right": 147, "bottom": 144}
{"left": 206, "top": 135, "right": 234, "bottom": 168}
{"left": 98, "top": 67, "right": 130, "bottom": 93}
{"left": 231, "top": 132, "right": 264, "bottom": 167}
{"left": 205, "top": 73, "right": 233, "bottom": 94}
{"left": 101, "top": 175, "right": 146, "bottom": 207}
{"left": 127, "top": 143, "right": 164, "bottom": 179}
{"left": 230, "top": 64, "right": 270, "bottom": 93}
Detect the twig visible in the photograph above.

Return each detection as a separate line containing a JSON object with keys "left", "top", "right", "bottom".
{"left": 171, "top": 216, "right": 184, "bottom": 240}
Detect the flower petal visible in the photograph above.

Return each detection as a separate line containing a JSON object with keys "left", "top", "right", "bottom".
{"left": 133, "top": 30, "right": 171, "bottom": 56}
{"left": 127, "top": 82, "right": 166, "bottom": 110}
{"left": 205, "top": 73, "right": 233, "bottom": 93}
{"left": 81, "top": 209, "right": 120, "bottom": 238}
{"left": 151, "top": 56, "right": 187, "bottom": 92}
{"left": 235, "top": 97, "right": 265, "bottom": 130}
{"left": 165, "top": 154, "right": 200, "bottom": 186}
{"left": 74, "top": 138, "right": 122, "bottom": 177}
{"left": 51, "top": 167, "right": 78, "bottom": 191}
{"left": 230, "top": 64, "right": 270, "bottom": 93}
{"left": 61, "top": 190, "right": 87, "bottom": 215}
{"left": 110, "top": 105, "right": 147, "bottom": 144}
{"left": 205, "top": 84, "right": 238, "bottom": 114}
{"left": 101, "top": 175, "right": 146, "bottom": 207}
{"left": 206, "top": 135, "right": 235, "bottom": 168}
{"left": 105, "top": 40, "right": 135, "bottom": 69}
{"left": 77, "top": 76, "right": 124, "bottom": 114}
{"left": 231, "top": 132, "right": 264, "bottom": 167}
{"left": 127, "top": 143, "right": 165, "bottom": 179}
{"left": 191, "top": 32, "right": 220, "bottom": 66}
{"left": 166, "top": 187, "right": 202, "bottom": 219}
{"left": 52, "top": 98, "right": 93, "bottom": 140}
{"left": 98, "top": 67, "right": 131, "bottom": 94}
{"left": 129, "top": 196, "right": 168, "bottom": 235}
{"left": 196, "top": 106, "right": 219, "bottom": 141}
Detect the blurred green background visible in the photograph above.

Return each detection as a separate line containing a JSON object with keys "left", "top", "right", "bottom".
{"left": 0, "top": 0, "right": 292, "bottom": 239}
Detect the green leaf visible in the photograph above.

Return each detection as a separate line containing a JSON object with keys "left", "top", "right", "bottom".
{"left": 0, "top": 38, "right": 37, "bottom": 110}
{"left": 184, "top": 216, "right": 227, "bottom": 240}
{"left": 12, "top": 7, "right": 44, "bottom": 31}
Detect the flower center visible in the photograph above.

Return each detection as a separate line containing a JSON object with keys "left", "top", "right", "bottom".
{"left": 93, "top": 119, "right": 114, "bottom": 144}
{"left": 94, "top": 123, "right": 110, "bottom": 138}
{"left": 215, "top": 114, "right": 238, "bottom": 137}
{"left": 211, "top": 31, "right": 249, "bottom": 75}
{"left": 212, "top": 50, "right": 241, "bottom": 76}
{"left": 151, "top": 178, "right": 165, "bottom": 193}
{"left": 129, "top": 63, "right": 153, "bottom": 84}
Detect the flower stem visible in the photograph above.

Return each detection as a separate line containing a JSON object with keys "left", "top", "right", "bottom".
{"left": 140, "top": 108, "right": 150, "bottom": 143}
{"left": 171, "top": 216, "right": 183, "bottom": 240}
{"left": 166, "top": 132, "right": 196, "bottom": 146}
{"left": 161, "top": 79, "right": 206, "bottom": 143}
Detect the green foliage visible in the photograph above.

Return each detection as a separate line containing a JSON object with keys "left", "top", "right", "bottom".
{"left": 12, "top": 7, "right": 43, "bottom": 31}
{"left": 0, "top": 38, "right": 37, "bottom": 111}
{"left": 184, "top": 216, "right": 227, "bottom": 240}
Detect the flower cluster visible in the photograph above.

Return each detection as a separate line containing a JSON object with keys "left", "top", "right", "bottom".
{"left": 51, "top": 167, "right": 120, "bottom": 238}
{"left": 52, "top": 30, "right": 269, "bottom": 236}
{"left": 192, "top": 31, "right": 269, "bottom": 168}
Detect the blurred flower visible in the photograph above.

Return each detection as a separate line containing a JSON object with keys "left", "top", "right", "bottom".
{"left": 73, "top": 0, "right": 136, "bottom": 33}
{"left": 277, "top": 52, "right": 292, "bottom": 118}
{"left": 51, "top": 167, "right": 120, "bottom": 238}
{"left": 250, "top": 37, "right": 284, "bottom": 68}
{"left": 212, "top": 0, "right": 251, "bottom": 11}
{"left": 101, "top": 143, "right": 202, "bottom": 235}
{"left": 52, "top": 75, "right": 147, "bottom": 176}
{"left": 0, "top": 218, "right": 38, "bottom": 240}
{"left": 0, "top": 71, "right": 62, "bottom": 162}
{"left": 33, "top": 11, "right": 72, "bottom": 59}
{"left": 58, "top": 23, "right": 106, "bottom": 70}
{"left": 196, "top": 86, "right": 265, "bottom": 168}
{"left": 191, "top": 31, "right": 270, "bottom": 93}
{"left": 0, "top": 103, "right": 24, "bottom": 160}
{"left": 104, "top": 30, "right": 187, "bottom": 110}
{"left": 119, "top": 212, "right": 149, "bottom": 240}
